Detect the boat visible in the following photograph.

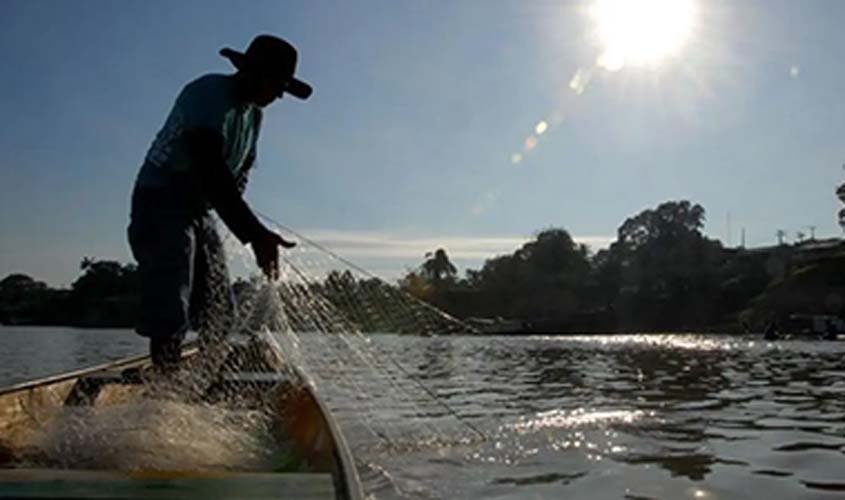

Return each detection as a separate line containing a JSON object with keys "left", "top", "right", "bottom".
{"left": 753, "top": 314, "right": 844, "bottom": 341}
{"left": 0, "top": 337, "right": 365, "bottom": 500}
{"left": 783, "top": 314, "right": 844, "bottom": 340}
{"left": 465, "top": 317, "right": 528, "bottom": 334}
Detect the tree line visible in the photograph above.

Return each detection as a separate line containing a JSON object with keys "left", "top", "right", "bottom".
{"left": 399, "top": 200, "right": 845, "bottom": 332}
{"left": 2, "top": 199, "right": 843, "bottom": 332}
{"left": 0, "top": 259, "right": 139, "bottom": 327}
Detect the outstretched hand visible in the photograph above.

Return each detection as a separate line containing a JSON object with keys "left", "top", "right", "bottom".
{"left": 252, "top": 229, "right": 296, "bottom": 280}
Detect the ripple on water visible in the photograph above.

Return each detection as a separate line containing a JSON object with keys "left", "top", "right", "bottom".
{"left": 492, "top": 471, "right": 587, "bottom": 486}
{"left": 344, "top": 334, "right": 845, "bottom": 499}
{"left": 6, "top": 330, "right": 845, "bottom": 499}
{"left": 801, "top": 480, "right": 845, "bottom": 493}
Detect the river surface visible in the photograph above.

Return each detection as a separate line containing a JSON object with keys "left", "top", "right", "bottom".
{"left": 1, "top": 327, "right": 844, "bottom": 499}
{"left": 0, "top": 326, "right": 148, "bottom": 386}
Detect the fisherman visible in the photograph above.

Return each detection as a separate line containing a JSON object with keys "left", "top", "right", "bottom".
{"left": 128, "top": 35, "right": 311, "bottom": 370}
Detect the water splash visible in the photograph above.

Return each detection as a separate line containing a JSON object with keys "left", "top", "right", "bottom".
{"left": 34, "top": 400, "right": 279, "bottom": 471}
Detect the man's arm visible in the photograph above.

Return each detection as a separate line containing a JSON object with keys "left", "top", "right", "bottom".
{"left": 185, "top": 128, "right": 294, "bottom": 279}
{"left": 185, "top": 128, "right": 265, "bottom": 244}
{"left": 234, "top": 151, "right": 254, "bottom": 194}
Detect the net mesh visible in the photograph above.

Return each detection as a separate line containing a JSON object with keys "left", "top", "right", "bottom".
{"left": 5, "top": 216, "right": 486, "bottom": 498}
{"left": 218, "top": 216, "right": 488, "bottom": 494}
{"left": 224, "top": 216, "right": 484, "bottom": 443}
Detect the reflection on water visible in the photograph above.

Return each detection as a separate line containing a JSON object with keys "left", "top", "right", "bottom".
{"left": 370, "top": 334, "right": 845, "bottom": 499}
{"left": 1, "top": 330, "right": 844, "bottom": 499}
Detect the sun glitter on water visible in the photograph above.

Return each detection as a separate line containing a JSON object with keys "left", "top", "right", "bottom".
{"left": 593, "top": 0, "right": 696, "bottom": 71}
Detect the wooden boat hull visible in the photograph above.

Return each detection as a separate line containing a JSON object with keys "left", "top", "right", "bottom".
{"left": 0, "top": 341, "right": 363, "bottom": 500}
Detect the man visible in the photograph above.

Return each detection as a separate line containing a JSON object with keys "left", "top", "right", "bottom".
{"left": 128, "top": 35, "right": 310, "bottom": 369}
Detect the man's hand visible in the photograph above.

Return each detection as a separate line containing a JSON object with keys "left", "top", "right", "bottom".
{"left": 251, "top": 229, "right": 296, "bottom": 280}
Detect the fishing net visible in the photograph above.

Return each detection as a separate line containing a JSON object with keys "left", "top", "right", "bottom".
{"left": 220, "top": 215, "right": 488, "bottom": 463}
{"left": 7, "top": 215, "right": 486, "bottom": 499}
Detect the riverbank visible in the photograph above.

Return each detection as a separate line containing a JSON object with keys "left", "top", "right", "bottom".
{"left": 3, "top": 225, "right": 844, "bottom": 334}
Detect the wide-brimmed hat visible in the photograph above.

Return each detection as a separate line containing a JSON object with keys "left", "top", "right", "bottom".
{"left": 220, "top": 35, "right": 312, "bottom": 100}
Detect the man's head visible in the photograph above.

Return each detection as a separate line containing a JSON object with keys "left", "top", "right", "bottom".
{"left": 221, "top": 35, "right": 312, "bottom": 107}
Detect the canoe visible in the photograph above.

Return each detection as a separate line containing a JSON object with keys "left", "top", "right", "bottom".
{"left": 0, "top": 338, "right": 364, "bottom": 500}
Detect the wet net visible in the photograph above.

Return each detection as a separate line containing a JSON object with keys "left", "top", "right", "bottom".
{"left": 7, "top": 214, "right": 486, "bottom": 499}
{"left": 194, "top": 215, "right": 491, "bottom": 497}
{"left": 223, "top": 215, "right": 487, "bottom": 448}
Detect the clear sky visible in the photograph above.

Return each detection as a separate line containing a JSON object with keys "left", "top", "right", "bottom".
{"left": 1, "top": 0, "right": 844, "bottom": 286}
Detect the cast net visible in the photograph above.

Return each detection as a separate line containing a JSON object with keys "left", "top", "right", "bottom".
{"left": 218, "top": 216, "right": 488, "bottom": 491}
{"left": 11, "top": 215, "right": 485, "bottom": 500}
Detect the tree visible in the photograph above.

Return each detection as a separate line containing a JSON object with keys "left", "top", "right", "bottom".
{"left": 71, "top": 259, "right": 138, "bottom": 298}
{"left": 62, "top": 259, "right": 141, "bottom": 327}
{"left": 0, "top": 274, "right": 48, "bottom": 307}
{"left": 515, "top": 229, "right": 590, "bottom": 288}
{"left": 615, "top": 200, "right": 706, "bottom": 252}
{"left": 80, "top": 256, "right": 95, "bottom": 271}
{"left": 399, "top": 270, "right": 433, "bottom": 301}
{"left": 461, "top": 228, "right": 591, "bottom": 323}
{"left": 0, "top": 273, "right": 67, "bottom": 325}
{"left": 595, "top": 200, "right": 724, "bottom": 329}
{"left": 420, "top": 248, "right": 457, "bottom": 290}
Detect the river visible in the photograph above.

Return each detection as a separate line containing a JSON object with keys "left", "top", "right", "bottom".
{"left": 1, "top": 326, "right": 843, "bottom": 499}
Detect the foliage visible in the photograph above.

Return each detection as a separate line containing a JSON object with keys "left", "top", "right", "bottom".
{"left": 2, "top": 200, "right": 843, "bottom": 333}
{"left": 0, "top": 274, "right": 48, "bottom": 307}
{"left": 0, "top": 259, "right": 139, "bottom": 327}
{"left": 420, "top": 249, "right": 457, "bottom": 289}
{"left": 73, "top": 259, "right": 138, "bottom": 298}
{"left": 453, "top": 228, "right": 590, "bottom": 323}
{"left": 399, "top": 200, "right": 842, "bottom": 333}
{"left": 594, "top": 201, "right": 725, "bottom": 329}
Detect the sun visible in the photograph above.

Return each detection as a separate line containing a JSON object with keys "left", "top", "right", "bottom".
{"left": 592, "top": 0, "right": 696, "bottom": 71}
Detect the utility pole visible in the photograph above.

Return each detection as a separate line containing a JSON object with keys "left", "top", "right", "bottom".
{"left": 808, "top": 225, "right": 816, "bottom": 240}
{"left": 839, "top": 164, "right": 845, "bottom": 235}
{"left": 776, "top": 229, "right": 786, "bottom": 246}
{"left": 726, "top": 211, "right": 732, "bottom": 247}
{"left": 741, "top": 227, "right": 746, "bottom": 248}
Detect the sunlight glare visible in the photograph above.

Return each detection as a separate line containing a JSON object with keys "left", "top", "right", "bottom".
{"left": 593, "top": 0, "right": 696, "bottom": 71}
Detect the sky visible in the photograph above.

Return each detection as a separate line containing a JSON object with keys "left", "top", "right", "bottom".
{"left": 1, "top": 0, "right": 844, "bottom": 286}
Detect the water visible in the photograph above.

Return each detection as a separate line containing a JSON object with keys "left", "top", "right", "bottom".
{"left": 2, "top": 327, "right": 844, "bottom": 499}
{"left": 360, "top": 334, "right": 845, "bottom": 499}
{"left": 0, "top": 326, "right": 147, "bottom": 386}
